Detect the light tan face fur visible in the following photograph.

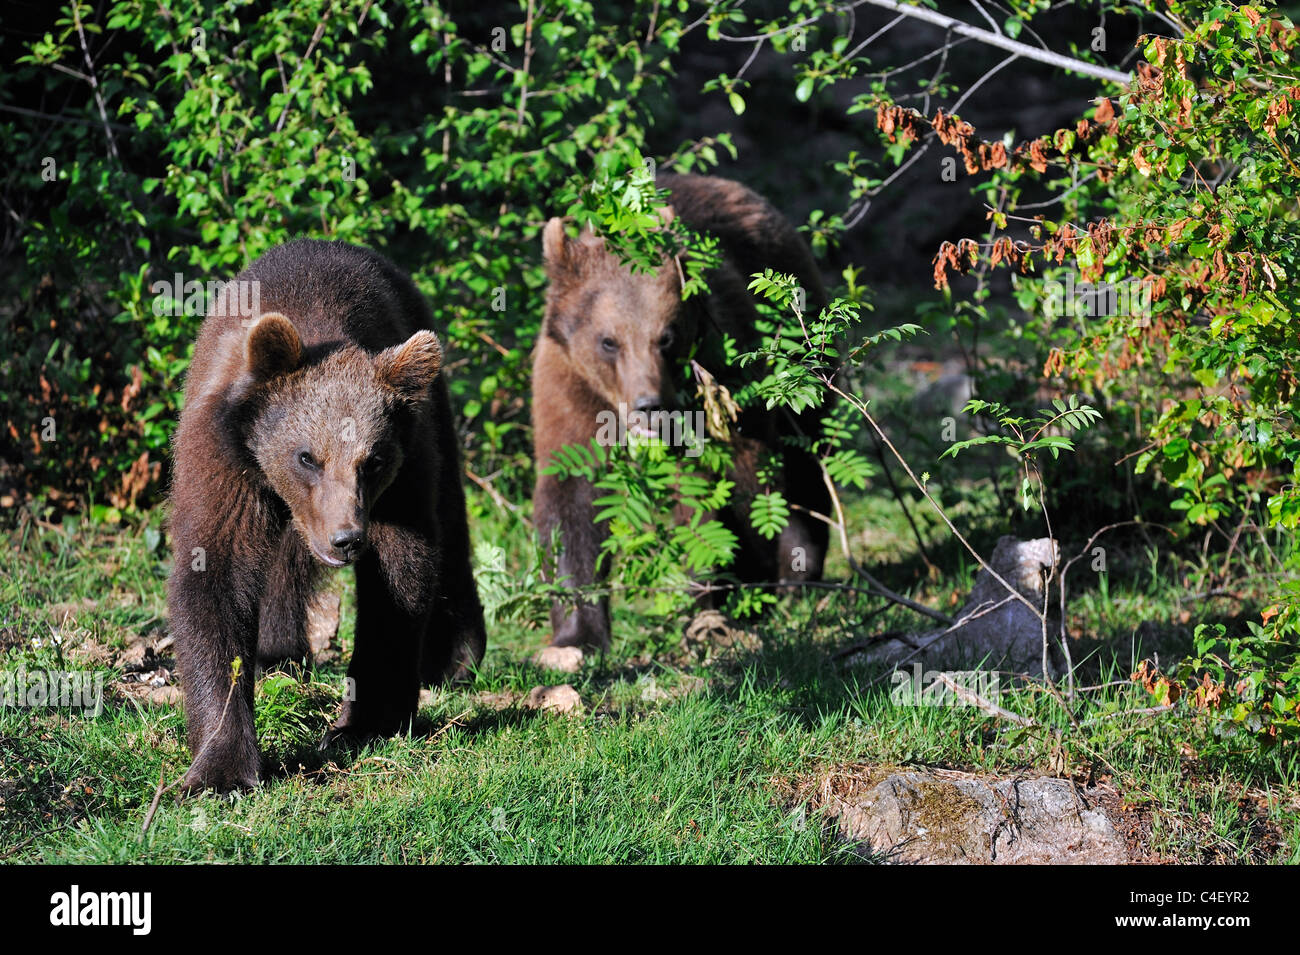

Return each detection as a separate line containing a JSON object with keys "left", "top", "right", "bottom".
{"left": 241, "top": 314, "right": 441, "bottom": 566}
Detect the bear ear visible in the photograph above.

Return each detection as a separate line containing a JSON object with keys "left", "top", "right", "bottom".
{"left": 376, "top": 329, "right": 442, "bottom": 403}
{"left": 244, "top": 313, "right": 302, "bottom": 382}
{"left": 543, "top": 218, "right": 604, "bottom": 276}
{"left": 542, "top": 217, "right": 571, "bottom": 274}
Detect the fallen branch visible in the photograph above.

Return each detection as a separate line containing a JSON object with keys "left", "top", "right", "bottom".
{"left": 935, "top": 671, "right": 1036, "bottom": 726}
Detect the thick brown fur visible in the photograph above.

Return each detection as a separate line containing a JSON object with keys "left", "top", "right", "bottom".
{"left": 532, "top": 173, "right": 831, "bottom": 650}
{"left": 168, "top": 239, "right": 486, "bottom": 794}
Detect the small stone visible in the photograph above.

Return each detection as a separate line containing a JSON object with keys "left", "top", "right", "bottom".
{"left": 523, "top": 684, "right": 582, "bottom": 714}
{"left": 148, "top": 685, "right": 183, "bottom": 706}
{"left": 532, "top": 645, "right": 584, "bottom": 673}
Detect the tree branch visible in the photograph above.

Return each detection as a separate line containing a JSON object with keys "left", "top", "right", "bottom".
{"left": 70, "top": 4, "right": 121, "bottom": 164}
{"left": 858, "top": 0, "right": 1130, "bottom": 84}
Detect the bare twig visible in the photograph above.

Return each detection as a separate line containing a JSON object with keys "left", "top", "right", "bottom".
{"left": 274, "top": 15, "right": 329, "bottom": 135}
{"left": 823, "top": 375, "right": 1043, "bottom": 620}
{"left": 140, "top": 661, "right": 242, "bottom": 838}
{"left": 1056, "top": 520, "right": 1173, "bottom": 698}
{"left": 935, "top": 672, "right": 1035, "bottom": 726}
{"left": 0, "top": 102, "right": 129, "bottom": 131}
{"left": 69, "top": 6, "right": 120, "bottom": 163}
{"left": 466, "top": 467, "right": 533, "bottom": 529}
{"left": 817, "top": 457, "right": 954, "bottom": 625}
{"left": 967, "top": 0, "right": 1002, "bottom": 36}
{"left": 862, "top": 423, "right": 939, "bottom": 573}
{"left": 866, "top": 593, "right": 1018, "bottom": 683}
{"left": 69, "top": 0, "right": 141, "bottom": 272}
{"left": 515, "top": 0, "right": 536, "bottom": 131}
{"left": 948, "top": 51, "right": 1018, "bottom": 115}
{"left": 138, "top": 765, "right": 167, "bottom": 838}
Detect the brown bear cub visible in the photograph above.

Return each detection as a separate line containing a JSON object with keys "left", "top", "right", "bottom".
{"left": 533, "top": 173, "right": 831, "bottom": 650}
{"left": 168, "top": 239, "right": 486, "bottom": 794}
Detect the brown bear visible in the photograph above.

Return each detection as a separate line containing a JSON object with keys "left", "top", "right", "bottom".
{"left": 532, "top": 173, "right": 831, "bottom": 650}
{"left": 167, "top": 239, "right": 486, "bottom": 794}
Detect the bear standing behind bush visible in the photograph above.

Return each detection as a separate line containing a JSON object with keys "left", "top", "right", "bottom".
{"left": 167, "top": 239, "right": 486, "bottom": 794}
{"left": 532, "top": 173, "right": 831, "bottom": 650}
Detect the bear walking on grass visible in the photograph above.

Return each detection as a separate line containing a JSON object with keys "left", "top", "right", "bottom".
{"left": 168, "top": 239, "right": 486, "bottom": 794}
{"left": 532, "top": 173, "right": 831, "bottom": 651}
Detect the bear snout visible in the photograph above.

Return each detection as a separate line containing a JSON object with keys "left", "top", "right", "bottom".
{"left": 326, "top": 526, "right": 367, "bottom": 565}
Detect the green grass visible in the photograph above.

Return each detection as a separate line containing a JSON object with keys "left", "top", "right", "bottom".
{"left": 1, "top": 490, "right": 1297, "bottom": 864}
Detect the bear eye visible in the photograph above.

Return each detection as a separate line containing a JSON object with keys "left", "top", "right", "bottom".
{"left": 600, "top": 336, "right": 619, "bottom": 354}
{"left": 658, "top": 330, "right": 675, "bottom": 351}
{"left": 364, "top": 455, "right": 386, "bottom": 475}
{"left": 298, "top": 450, "right": 320, "bottom": 470}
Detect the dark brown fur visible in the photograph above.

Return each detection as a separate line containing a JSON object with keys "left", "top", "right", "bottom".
{"left": 168, "top": 239, "right": 485, "bottom": 794}
{"left": 532, "top": 173, "right": 831, "bottom": 650}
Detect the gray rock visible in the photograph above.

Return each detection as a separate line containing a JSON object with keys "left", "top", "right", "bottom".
{"left": 854, "top": 536, "right": 1064, "bottom": 678}
{"left": 820, "top": 769, "right": 1128, "bottom": 864}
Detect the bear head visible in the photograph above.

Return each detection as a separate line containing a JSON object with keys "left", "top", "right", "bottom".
{"left": 540, "top": 214, "right": 696, "bottom": 423}
{"left": 236, "top": 313, "right": 442, "bottom": 567}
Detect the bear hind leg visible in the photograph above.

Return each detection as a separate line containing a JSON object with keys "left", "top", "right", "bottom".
{"left": 777, "top": 448, "right": 830, "bottom": 585}
{"left": 418, "top": 593, "right": 486, "bottom": 687}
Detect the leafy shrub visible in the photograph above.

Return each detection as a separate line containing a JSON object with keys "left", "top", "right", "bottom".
{"left": 1135, "top": 608, "right": 1300, "bottom": 750}
{"left": 907, "top": 1, "right": 1300, "bottom": 751}
{"left": 0, "top": 0, "right": 708, "bottom": 514}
